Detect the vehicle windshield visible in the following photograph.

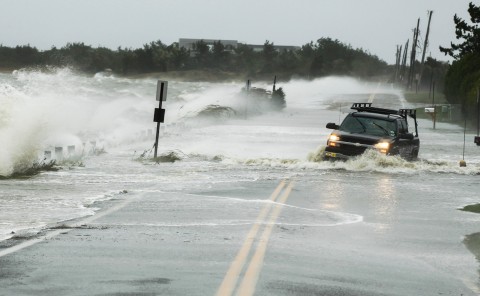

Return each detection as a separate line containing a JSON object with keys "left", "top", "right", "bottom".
{"left": 340, "top": 115, "right": 397, "bottom": 137}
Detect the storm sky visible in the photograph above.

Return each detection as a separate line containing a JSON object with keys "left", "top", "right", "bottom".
{"left": 0, "top": 0, "right": 473, "bottom": 64}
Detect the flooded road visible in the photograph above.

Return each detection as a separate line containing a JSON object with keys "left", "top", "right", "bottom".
{"left": 1, "top": 70, "right": 480, "bottom": 295}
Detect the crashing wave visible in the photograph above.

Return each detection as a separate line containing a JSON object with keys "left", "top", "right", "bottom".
{"left": 178, "top": 104, "right": 237, "bottom": 123}
{"left": 195, "top": 104, "right": 237, "bottom": 119}
{"left": 154, "top": 150, "right": 187, "bottom": 163}
{"left": 134, "top": 148, "right": 188, "bottom": 163}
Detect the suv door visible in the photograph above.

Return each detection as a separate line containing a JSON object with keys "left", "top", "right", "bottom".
{"left": 396, "top": 118, "right": 414, "bottom": 158}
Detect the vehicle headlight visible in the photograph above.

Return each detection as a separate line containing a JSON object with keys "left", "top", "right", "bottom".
{"left": 374, "top": 141, "right": 390, "bottom": 153}
{"left": 329, "top": 134, "right": 340, "bottom": 142}
{"left": 328, "top": 134, "right": 340, "bottom": 147}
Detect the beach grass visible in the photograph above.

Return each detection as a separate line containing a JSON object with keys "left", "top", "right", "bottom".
{"left": 403, "top": 91, "right": 447, "bottom": 105}
{"left": 0, "top": 160, "right": 58, "bottom": 180}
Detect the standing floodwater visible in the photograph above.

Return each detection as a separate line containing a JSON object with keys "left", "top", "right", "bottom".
{"left": 1, "top": 69, "right": 480, "bottom": 294}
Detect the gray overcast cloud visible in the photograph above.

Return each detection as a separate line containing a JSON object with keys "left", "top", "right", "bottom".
{"left": 0, "top": 0, "right": 472, "bottom": 63}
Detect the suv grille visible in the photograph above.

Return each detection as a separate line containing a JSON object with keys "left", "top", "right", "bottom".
{"left": 334, "top": 144, "right": 368, "bottom": 156}
{"left": 329, "top": 135, "right": 378, "bottom": 156}
{"left": 339, "top": 135, "right": 378, "bottom": 145}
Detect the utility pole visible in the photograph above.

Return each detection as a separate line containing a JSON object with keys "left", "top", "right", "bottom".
{"left": 245, "top": 79, "right": 250, "bottom": 119}
{"left": 477, "top": 87, "right": 480, "bottom": 138}
{"left": 394, "top": 45, "right": 402, "bottom": 83}
{"left": 418, "top": 11, "right": 433, "bottom": 89}
{"left": 432, "top": 81, "right": 436, "bottom": 130}
{"left": 408, "top": 18, "right": 420, "bottom": 90}
{"left": 475, "top": 87, "right": 480, "bottom": 145}
{"left": 400, "top": 39, "right": 409, "bottom": 83}
{"left": 428, "top": 69, "right": 433, "bottom": 101}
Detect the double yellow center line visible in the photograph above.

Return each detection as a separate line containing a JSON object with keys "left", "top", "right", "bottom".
{"left": 216, "top": 180, "right": 295, "bottom": 296}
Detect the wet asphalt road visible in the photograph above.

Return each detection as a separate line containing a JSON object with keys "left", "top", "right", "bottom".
{"left": 0, "top": 169, "right": 479, "bottom": 296}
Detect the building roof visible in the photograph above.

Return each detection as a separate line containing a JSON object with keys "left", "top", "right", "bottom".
{"left": 178, "top": 38, "right": 300, "bottom": 52}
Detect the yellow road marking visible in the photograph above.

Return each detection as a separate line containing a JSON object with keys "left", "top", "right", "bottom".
{"left": 368, "top": 82, "right": 381, "bottom": 103}
{"left": 235, "top": 181, "right": 294, "bottom": 296}
{"left": 215, "top": 180, "right": 286, "bottom": 296}
{"left": 215, "top": 180, "right": 294, "bottom": 296}
{"left": 368, "top": 93, "right": 375, "bottom": 103}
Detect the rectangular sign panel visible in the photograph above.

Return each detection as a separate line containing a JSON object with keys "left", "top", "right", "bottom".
{"left": 156, "top": 80, "right": 168, "bottom": 101}
{"left": 154, "top": 108, "right": 165, "bottom": 123}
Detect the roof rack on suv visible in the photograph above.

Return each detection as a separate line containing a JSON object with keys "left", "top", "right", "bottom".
{"left": 351, "top": 103, "right": 418, "bottom": 136}
{"left": 350, "top": 103, "right": 399, "bottom": 115}
{"left": 351, "top": 103, "right": 417, "bottom": 119}
{"left": 399, "top": 108, "right": 417, "bottom": 120}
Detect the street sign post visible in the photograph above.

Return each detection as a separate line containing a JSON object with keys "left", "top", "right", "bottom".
{"left": 153, "top": 80, "right": 167, "bottom": 158}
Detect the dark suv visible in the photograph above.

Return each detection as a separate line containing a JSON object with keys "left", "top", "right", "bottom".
{"left": 324, "top": 103, "right": 420, "bottom": 160}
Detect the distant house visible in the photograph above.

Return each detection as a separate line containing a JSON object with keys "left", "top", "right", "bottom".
{"left": 179, "top": 38, "right": 300, "bottom": 54}
{"left": 244, "top": 44, "right": 300, "bottom": 53}
{"left": 179, "top": 38, "right": 238, "bottom": 51}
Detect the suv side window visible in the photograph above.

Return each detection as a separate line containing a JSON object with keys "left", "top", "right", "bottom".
{"left": 398, "top": 119, "right": 408, "bottom": 134}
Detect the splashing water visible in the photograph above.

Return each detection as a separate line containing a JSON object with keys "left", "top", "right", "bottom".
{"left": 305, "top": 146, "right": 480, "bottom": 175}
{"left": 2, "top": 69, "right": 479, "bottom": 177}
{"left": 0, "top": 68, "right": 156, "bottom": 176}
{"left": 1, "top": 69, "right": 480, "bottom": 243}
